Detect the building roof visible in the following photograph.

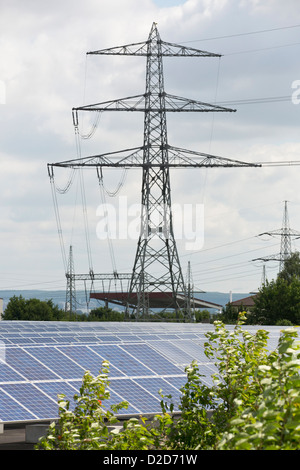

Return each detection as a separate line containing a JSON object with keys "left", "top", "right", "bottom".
{"left": 90, "top": 291, "right": 222, "bottom": 310}
{"left": 228, "top": 295, "right": 257, "bottom": 308}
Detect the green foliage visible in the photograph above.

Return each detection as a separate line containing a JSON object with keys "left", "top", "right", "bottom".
{"left": 219, "top": 303, "right": 239, "bottom": 324}
{"left": 252, "top": 277, "right": 300, "bottom": 325}
{"left": 36, "top": 316, "right": 300, "bottom": 450}
{"left": 37, "top": 361, "right": 128, "bottom": 450}
{"left": 251, "top": 253, "right": 300, "bottom": 326}
{"left": 278, "top": 251, "right": 300, "bottom": 283}
{"left": 217, "top": 327, "right": 300, "bottom": 450}
{"left": 3, "top": 296, "right": 65, "bottom": 321}
{"left": 88, "top": 306, "right": 128, "bottom": 321}
{"left": 2, "top": 296, "right": 126, "bottom": 322}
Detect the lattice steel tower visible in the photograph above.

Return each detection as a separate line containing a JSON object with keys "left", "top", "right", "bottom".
{"left": 65, "top": 245, "right": 76, "bottom": 313}
{"left": 49, "top": 23, "right": 258, "bottom": 319}
{"left": 254, "top": 200, "right": 300, "bottom": 271}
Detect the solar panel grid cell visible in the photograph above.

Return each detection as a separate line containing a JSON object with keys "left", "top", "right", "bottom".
{"left": 57, "top": 345, "right": 125, "bottom": 378}
{"left": 120, "top": 343, "right": 183, "bottom": 375}
{"left": 0, "top": 361, "right": 25, "bottom": 383}
{"left": 109, "top": 379, "right": 162, "bottom": 414}
{"left": 5, "top": 348, "right": 60, "bottom": 381}
{"left": 1, "top": 383, "right": 59, "bottom": 420}
{"left": 148, "top": 340, "right": 195, "bottom": 366}
{"left": 171, "top": 339, "right": 212, "bottom": 364}
{"left": 89, "top": 344, "right": 157, "bottom": 377}
{"left": 0, "top": 389, "right": 37, "bottom": 421}
{"left": 35, "top": 381, "right": 79, "bottom": 411}
{"left": 134, "top": 377, "right": 182, "bottom": 406}
{"left": 27, "top": 347, "right": 86, "bottom": 380}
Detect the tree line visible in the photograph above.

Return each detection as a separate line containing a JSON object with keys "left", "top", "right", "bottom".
{"left": 1, "top": 295, "right": 211, "bottom": 322}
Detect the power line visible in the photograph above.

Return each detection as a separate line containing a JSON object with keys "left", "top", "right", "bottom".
{"left": 181, "top": 24, "right": 300, "bottom": 44}
{"left": 216, "top": 95, "right": 291, "bottom": 106}
{"left": 224, "top": 41, "right": 300, "bottom": 56}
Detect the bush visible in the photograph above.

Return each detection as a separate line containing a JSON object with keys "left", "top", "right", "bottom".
{"left": 36, "top": 315, "right": 300, "bottom": 450}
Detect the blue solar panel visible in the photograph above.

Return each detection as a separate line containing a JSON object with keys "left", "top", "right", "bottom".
{"left": 31, "top": 337, "right": 58, "bottom": 344}
{"left": 171, "top": 339, "right": 211, "bottom": 363}
{"left": 57, "top": 345, "right": 125, "bottom": 378}
{"left": 1, "top": 383, "right": 58, "bottom": 420}
{"left": 109, "top": 379, "right": 162, "bottom": 414}
{"left": 35, "top": 381, "right": 78, "bottom": 411}
{"left": 27, "top": 347, "right": 86, "bottom": 380}
{"left": 120, "top": 343, "right": 183, "bottom": 375}
{"left": 89, "top": 344, "right": 157, "bottom": 377}
{"left": 0, "top": 389, "right": 37, "bottom": 421}
{"left": 0, "top": 361, "right": 25, "bottom": 383}
{"left": 5, "top": 347, "right": 60, "bottom": 381}
{"left": 135, "top": 377, "right": 182, "bottom": 406}
{"left": 148, "top": 340, "right": 196, "bottom": 365}
{"left": 0, "top": 321, "right": 292, "bottom": 424}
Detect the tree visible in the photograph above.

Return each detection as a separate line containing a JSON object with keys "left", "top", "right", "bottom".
{"left": 88, "top": 306, "right": 125, "bottom": 321}
{"left": 251, "top": 253, "right": 300, "bottom": 325}
{"left": 278, "top": 251, "right": 300, "bottom": 283}
{"left": 3, "top": 295, "right": 27, "bottom": 320}
{"left": 3, "top": 296, "right": 65, "bottom": 321}
{"left": 252, "top": 277, "right": 300, "bottom": 325}
{"left": 219, "top": 303, "right": 239, "bottom": 324}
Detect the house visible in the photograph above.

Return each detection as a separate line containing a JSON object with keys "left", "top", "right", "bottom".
{"left": 228, "top": 294, "right": 257, "bottom": 313}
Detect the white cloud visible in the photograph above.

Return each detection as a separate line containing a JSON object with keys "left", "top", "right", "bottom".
{"left": 0, "top": 0, "right": 300, "bottom": 296}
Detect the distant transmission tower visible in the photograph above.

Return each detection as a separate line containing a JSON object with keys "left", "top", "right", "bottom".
{"left": 49, "top": 23, "right": 259, "bottom": 319}
{"left": 186, "top": 261, "right": 195, "bottom": 322}
{"left": 65, "top": 245, "right": 76, "bottom": 313}
{"left": 253, "top": 200, "right": 300, "bottom": 271}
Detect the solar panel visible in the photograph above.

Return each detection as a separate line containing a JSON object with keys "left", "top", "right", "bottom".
{"left": 89, "top": 344, "right": 157, "bottom": 377}
{"left": 0, "top": 389, "right": 37, "bottom": 422}
{"left": 27, "top": 347, "right": 86, "bottom": 380}
{"left": 120, "top": 343, "right": 183, "bottom": 375}
{"left": 5, "top": 347, "right": 60, "bottom": 381}
{"left": 57, "top": 345, "right": 125, "bottom": 377}
{"left": 109, "top": 379, "right": 162, "bottom": 414}
{"left": 0, "top": 321, "right": 294, "bottom": 424}
{"left": 1, "top": 383, "right": 59, "bottom": 420}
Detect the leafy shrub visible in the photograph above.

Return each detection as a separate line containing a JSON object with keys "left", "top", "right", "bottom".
{"left": 37, "top": 315, "right": 300, "bottom": 450}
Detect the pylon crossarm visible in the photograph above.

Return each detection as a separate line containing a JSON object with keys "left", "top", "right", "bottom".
{"left": 87, "top": 41, "right": 149, "bottom": 56}
{"left": 87, "top": 37, "right": 220, "bottom": 58}
{"left": 48, "top": 144, "right": 260, "bottom": 170}
{"left": 167, "top": 146, "right": 261, "bottom": 167}
{"left": 258, "top": 229, "right": 300, "bottom": 237}
{"left": 163, "top": 93, "right": 235, "bottom": 112}
{"left": 73, "top": 94, "right": 146, "bottom": 112}
{"left": 73, "top": 92, "right": 235, "bottom": 113}
{"left": 159, "top": 40, "right": 221, "bottom": 57}
{"left": 48, "top": 146, "right": 144, "bottom": 170}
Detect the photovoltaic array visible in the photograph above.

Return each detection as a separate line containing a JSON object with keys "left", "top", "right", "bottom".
{"left": 0, "top": 321, "right": 289, "bottom": 423}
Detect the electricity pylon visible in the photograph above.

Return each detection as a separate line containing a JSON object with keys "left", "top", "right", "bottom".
{"left": 65, "top": 245, "right": 76, "bottom": 313}
{"left": 253, "top": 200, "right": 300, "bottom": 271}
{"left": 49, "top": 23, "right": 259, "bottom": 319}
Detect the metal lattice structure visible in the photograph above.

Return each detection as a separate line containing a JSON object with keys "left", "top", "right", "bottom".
{"left": 253, "top": 200, "right": 300, "bottom": 271}
{"left": 65, "top": 245, "right": 76, "bottom": 312}
{"left": 49, "top": 23, "right": 259, "bottom": 319}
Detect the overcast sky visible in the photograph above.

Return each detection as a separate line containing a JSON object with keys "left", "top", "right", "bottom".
{"left": 1, "top": 0, "right": 300, "bottom": 298}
